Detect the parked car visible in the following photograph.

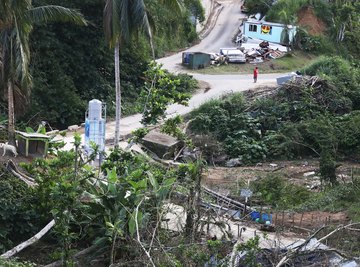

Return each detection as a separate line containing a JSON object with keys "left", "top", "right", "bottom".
{"left": 219, "top": 48, "right": 246, "bottom": 63}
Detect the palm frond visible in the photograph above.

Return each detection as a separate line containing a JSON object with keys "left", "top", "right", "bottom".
{"left": 159, "top": 0, "right": 184, "bottom": 13}
{"left": 103, "top": 0, "right": 154, "bottom": 48}
{"left": 103, "top": 0, "right": 122, "bottom": 47}
{"left": 119, "top": 0, "right": 131, "bottom": 43}
{"left": 13, "top": 17, "right": 31, "bottom": 90}
{"left": 130, "top": 0, "right": 154, "bottom": 57}
{"left": 26, "top": 5, "right": 87, "bottom": 26}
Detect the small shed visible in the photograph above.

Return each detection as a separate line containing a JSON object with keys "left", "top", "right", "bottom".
{"left": 182, "top": 52, "right": 211, "bottom": 69}
{"left": 16, "top": 131, "right": 51, "bottom": 157}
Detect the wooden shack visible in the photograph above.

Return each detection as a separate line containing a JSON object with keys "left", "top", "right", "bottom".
{"left": 16, "top": 131, "right": 51, "bottom": 157}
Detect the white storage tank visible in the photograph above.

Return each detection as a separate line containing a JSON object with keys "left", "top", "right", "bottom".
{"left": 88, "top": 99, "right": 102, "bottom": 120}
{"left": 85, "top": 99, "right": 106, "bottom": 159}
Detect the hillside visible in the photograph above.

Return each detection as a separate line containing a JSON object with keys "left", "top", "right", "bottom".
{"left": 1, "top": 0, "right": 360, "bottom": 266}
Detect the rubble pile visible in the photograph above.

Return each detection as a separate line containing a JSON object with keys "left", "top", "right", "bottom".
{"left": 244, "top": 41, "right": 286, "bottom": 64}
{"left": 209, "top": 40, "right": 286, "bottom": 66}
{"left": 210, "top": 53, "right": 230, "bottom": 66}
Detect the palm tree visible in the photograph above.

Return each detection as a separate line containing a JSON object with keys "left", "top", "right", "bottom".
{"left": 103, "top": 0, "right": 183, "bottom": 148}
{"left": 103, "top": 0, "right": 152, "bottom": 148}
{"left": 279, "top": 5, "right": 297, "bottom": 53}
{"left": 0, "top": 0, "right": 87, "bottom": 145}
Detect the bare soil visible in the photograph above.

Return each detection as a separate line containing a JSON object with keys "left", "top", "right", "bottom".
{"left": 202, "top": 159, "right": 358, "bottom": 231}
{"left": 203, "top": 159, "right": 360, "bottom": 187}
{"left": 273, "top": 211, "right": 349, "bottom": 232}
{"left": 0, "top": 153, "right": 33, "bottom": 166}
{"left": 297, "top": 6, "right": 326, "bottom": 36}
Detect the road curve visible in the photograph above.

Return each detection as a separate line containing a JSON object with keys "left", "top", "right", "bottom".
{"left": 158, "top": 0, "right": 246, "bottom": 73}
{"left": 61, "top": 0, "right": 283, "bottom": 149}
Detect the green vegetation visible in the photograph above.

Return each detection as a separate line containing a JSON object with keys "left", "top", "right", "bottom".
{"left": 249, "top": 171, "right": 360, "bottom": 221}
{"left": 140, "top": 62, "right": 193, "bottom": 125}
{"left": 251, "top": 175, "right": 312, "bottom": 209}
{"left": 0, "top": 0, "right": 202, "bottom": 132}
{"left": 189, "top": 56, "right": 360, "bottom": 168}
{"left": 187, "top": 54, "right": 360, "bottom": 229}
{"left": 0, "top": 142, "right": 180, "bottom": 265}
{"left": 0, "top": 172, "right": 40, "bottom": 252}
{"left": 300, "top": 180, "right": 360, "bottom": 216}
{"left": 0, "top": 258, "right": 36, "bottom": 267}
{"left": 0, "top": 0, "right": 87, "bottom": 144}
{"left": 194, "top": 52, "right": 318, "bottom": 74}
{"left": 235, "top": 235, "right": 262, "bottom": 267}
{"left": 1, "top": 0, "right": 360, "bottom": 265}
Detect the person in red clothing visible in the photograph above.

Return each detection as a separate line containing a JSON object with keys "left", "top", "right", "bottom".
{"left": 253, "top": 66, "right": 259, "bottom": 83}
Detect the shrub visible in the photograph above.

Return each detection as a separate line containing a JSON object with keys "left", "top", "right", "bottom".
{"left": 172, "top": 73, "right": 199, "bottom": 94}
{"left": 191, "top": 134, "right": 225, "bottom": 163}
{"left": 302, "top": 56, "right": 360, "bottom": 109}
{"left": 299, "top": 35, "right": 336, "bottom": 54}
{"left": 190, "top": 105, "right": 230, "bottom": 139}
{"left": 0, "top": 258, "right": 36, "bottom": 267}
{"left": 299, "top": 179, "right": 360, "bottom": 216}
{"left": 251, "top": 174, "right": 312, "bottom": 209}
{"left": 336, "top": 111, "right": 360, "bottom": 155}
{"left": 224, "top": 135, "right": 267, "bottom": 164}
{"left": 0, "top": 171, "right": 41, "bottom": 252}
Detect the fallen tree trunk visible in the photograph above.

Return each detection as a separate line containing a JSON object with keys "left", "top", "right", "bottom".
{"left": 202, "top": 186, "right": 256, "bottom": 212}
{"left": 43, "top": 244, "right": 99, "bottom": 267}
{"left": 1, "top": 219, "right": 55, "bottom": 259}
{"left": 6, "top": 159, "right": 37, "bottom": 187}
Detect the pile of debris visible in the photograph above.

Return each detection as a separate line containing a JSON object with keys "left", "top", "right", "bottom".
{"left": 209, "top": 53, "right": 230, "bottom": 66}
{"left": 243, "top": 41, "right": 286, "bottom": 64}
{"left": 208, "top": 39, "right": 287, "bottom": 66}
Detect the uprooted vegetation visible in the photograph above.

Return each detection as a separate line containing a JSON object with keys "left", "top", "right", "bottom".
{"left": 3, "top": 147, "right": 359, "bottom": 266}
{"left": 187, "top": 56, "right": 360, "bottom": 223}
{"left": 1, "top": 57, "right": 360, "bottom": 266}
{"left": 188, "top": 56, "right": 360, "bottom": 167}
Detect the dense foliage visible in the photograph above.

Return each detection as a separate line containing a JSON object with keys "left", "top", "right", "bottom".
{"left": 245, "top": 0, "right": 360, "bottom": 59}
{"left": 188, "top": 57, "right": 360, "bottom": 170}
{"left": 0, "top": 258, "right": 36, "bottom": 267}
{"left": 0, "top": 0, "right": 202, "bottom": 130}
{"left": 250, "top": 174, "right": 311, "bottom": 209}
{"left": 2, "top": 0, "right": 360, "bottom": 265}
{"left": 140, "top": 62, "right": 194, "bottom": 125}
{"left": 3, "top": 144, "right": 180, "bottom": 265}
{"left": 0, "top": 170, "right": 41, "bottom": 252}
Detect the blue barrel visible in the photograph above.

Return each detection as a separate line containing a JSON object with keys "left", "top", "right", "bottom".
{"left": 250, "top": 211, "right": 260, "bottom": 221}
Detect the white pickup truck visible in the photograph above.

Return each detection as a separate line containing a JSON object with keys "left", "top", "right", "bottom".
{"left": 219, "top": 48, "right": 246, "bottom": 63}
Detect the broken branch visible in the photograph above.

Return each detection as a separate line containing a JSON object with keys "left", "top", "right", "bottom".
{"left": 1, "top": 220, "right": 55, "bottom": 259}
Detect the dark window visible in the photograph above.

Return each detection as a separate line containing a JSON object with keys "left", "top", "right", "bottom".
{"left": 249, "top": 24, "right": 257, "bottom": 32}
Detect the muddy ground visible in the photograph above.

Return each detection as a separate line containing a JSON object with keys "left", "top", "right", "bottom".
{"left": 202, "top": 159, "right": 359, "bottom": 233}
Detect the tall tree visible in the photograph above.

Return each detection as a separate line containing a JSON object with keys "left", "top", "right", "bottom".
{"left": 0, "top": 0, "right": 87, "bottom": 145}
{"left": 244, "top": 0, "right": 273, "bottom": 19}
{"left": 278, "top": 5, "right": 297, "bottom": 52}
{"left": 103, "top": 0, "right": 152, "bottom": 148}
{"left": 103, "top": 0, "right": 183, "bottom": 148}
